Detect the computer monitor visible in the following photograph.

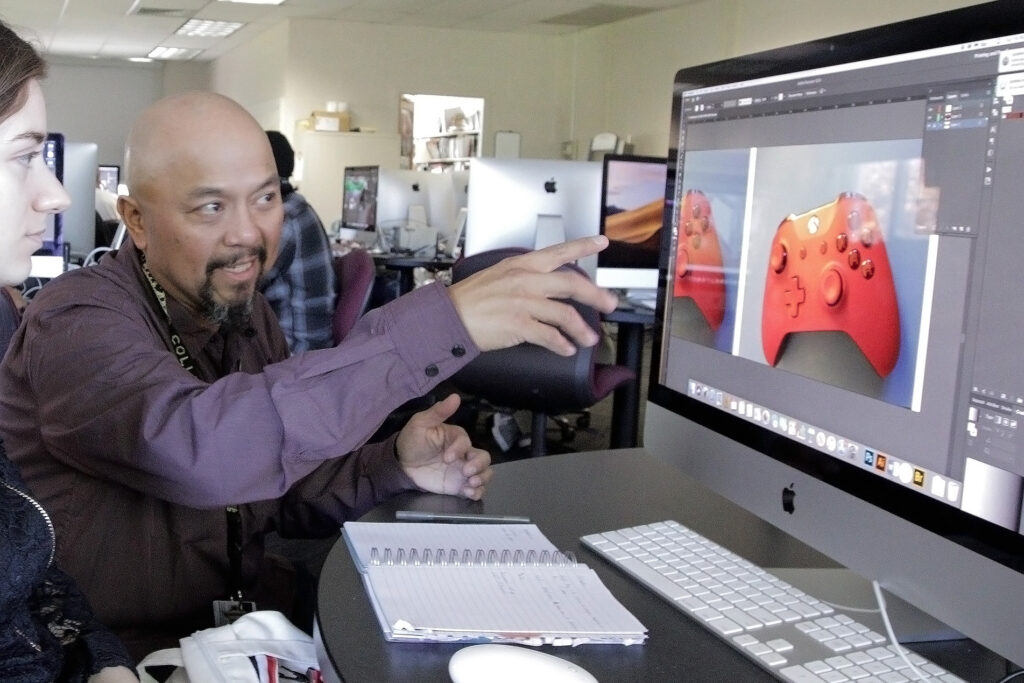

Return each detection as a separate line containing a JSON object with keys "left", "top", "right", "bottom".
{"left": 376, "top": 169, "right": 440, "bottom": 254}
{"left": 340, "top": 165, "right": 379, "bottom": 231}
{"left": 97, "top": 164, "right": 119, "bottom": 194}
{"left": 464, "top": 158, "right": 601, "bottom": 277}
{"left": 59, "top": 141, "right": 98, "bottom": 257}
{"left": 645, "top": 0, "right": 1024, "bottom": 666}
{"left": 595, "top": 154, "right": 668, "bottom": 292}
{"left": 40, "top": 133, "right": 64, "bottom": 255}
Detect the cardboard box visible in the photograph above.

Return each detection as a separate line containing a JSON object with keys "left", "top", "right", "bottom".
{"left": 312, "top": 110, "right": 351, "bottom": 132}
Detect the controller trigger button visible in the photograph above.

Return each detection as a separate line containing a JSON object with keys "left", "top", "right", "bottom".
{"left": 847, "top": 249, "right": 861, "bottom": 270}
{"left": 861, "top": 259, "right": 875, "bottom": 279}
{"left": 836, "top": 233, "right": 848, "bottom": 252}
{"left": 822, "top": 268, "right": 843, "bottom": 306}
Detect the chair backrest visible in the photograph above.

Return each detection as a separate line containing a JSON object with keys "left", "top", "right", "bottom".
{"left": 332, "top": 248, "right": 376, "bottom": 344}
{"left": 449, "top": 248, "right": 616, "bottom": 414}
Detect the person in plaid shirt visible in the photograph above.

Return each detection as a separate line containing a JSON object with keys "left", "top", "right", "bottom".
{"left": 260, "top": 131, "right": 337, "bottom": 352}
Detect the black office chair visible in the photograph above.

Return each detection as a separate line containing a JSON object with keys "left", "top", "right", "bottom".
{"left": 450, "top": 248, "right": 635, "bottom": 457}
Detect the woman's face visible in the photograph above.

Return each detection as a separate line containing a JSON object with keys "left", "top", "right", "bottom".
{"left": 0, "top": 79, "right": 69, "bottom": 286}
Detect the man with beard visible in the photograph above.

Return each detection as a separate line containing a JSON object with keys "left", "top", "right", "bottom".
{"left": 0, "top": 91, "right": 618, "bottom": 657}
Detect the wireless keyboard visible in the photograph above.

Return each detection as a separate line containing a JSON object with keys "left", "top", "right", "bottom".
{"left": 581, "top": 520, "right": 965, "bottom": 682}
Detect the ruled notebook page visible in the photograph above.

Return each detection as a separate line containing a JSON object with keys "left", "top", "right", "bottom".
{"left": 363, "top": 563, "right": 647, "bottom": 644}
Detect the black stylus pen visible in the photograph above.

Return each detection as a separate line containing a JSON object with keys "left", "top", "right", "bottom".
{"left": 395, "top": 510, "right": 532, "bottom": 524}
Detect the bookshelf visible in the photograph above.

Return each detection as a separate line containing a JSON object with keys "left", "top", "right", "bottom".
{"left": 403, "top": 94, "right": 483, "bottom": 172}
{"left": 415, "top": 130, "right": 479, "bottom": 171}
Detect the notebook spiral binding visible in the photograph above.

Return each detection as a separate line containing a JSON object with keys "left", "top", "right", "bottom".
{"left": 368, "top": 547, "right": 578, "bottom": 567}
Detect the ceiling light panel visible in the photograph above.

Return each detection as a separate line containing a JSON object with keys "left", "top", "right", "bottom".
{"left": 175, "top": 19, "right": 245, "bottom": 38}
{"left": 148, "top": 45, "right": 204, "bottom": 59}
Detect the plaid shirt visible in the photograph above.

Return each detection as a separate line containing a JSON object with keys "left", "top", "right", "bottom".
{"left": 260, "top": 188, "right": 337, "bottom": 352}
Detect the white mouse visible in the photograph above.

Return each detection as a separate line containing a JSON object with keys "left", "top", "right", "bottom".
{"left": 448, "top": 644, "right": 598, "bottom": 683}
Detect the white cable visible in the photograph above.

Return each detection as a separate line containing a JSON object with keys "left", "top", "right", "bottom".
{"left": 872, "top": 580, "right": 927, "bottom": 681}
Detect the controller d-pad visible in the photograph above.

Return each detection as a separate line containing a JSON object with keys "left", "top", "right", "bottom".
{"left": 784, "top": 276, "right": 806, "bottom": 318}
{"left": 770, "top": 243, "right": 787, "bottom": 273}
{"left": 861, "top": 259, "right": 875, "bottom": 279}
{"left": 847, "top": 249, "right": 861, "bottom": 270}
{"left": 822, "top": 268, "right": 843, "bottom": 306}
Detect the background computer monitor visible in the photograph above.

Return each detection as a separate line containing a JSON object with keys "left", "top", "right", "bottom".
{"left": 376, "top": 169, "right": 429, "bottom": 229}
{"left": 595, "top": 154, "right": 667, "bottom": 291}
{"left": 340, "top": 165, "right": 379, "bottom": 231}
{"left": 60, "top": 141, "right": 98, "bottom": 258}
{"left": 645, "top": 0, "right": 1024, "bottom": 666}
{"left": 464, "top": 158, "right": 601, "bottom": 277}
{"left": 40, "top": 133, "right": 64, "bottom": 255}
{"left": 97, "top": 164, "right": 119, "bottom": 194}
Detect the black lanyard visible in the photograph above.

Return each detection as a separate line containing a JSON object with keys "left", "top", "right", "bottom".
{"left": 141, "top": 257, "right": 246, "bottom": 602}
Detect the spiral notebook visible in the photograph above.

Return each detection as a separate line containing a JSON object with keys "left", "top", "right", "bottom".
{"left": 341, "top": 521, "right": 647, "bottom": 645}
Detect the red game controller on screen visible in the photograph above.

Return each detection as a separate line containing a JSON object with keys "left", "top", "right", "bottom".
{"left": 761, "top": 192, "right": 900, "bottom": 377}
{"left": 674, "top": 190, "right": 726, "bottom": 330}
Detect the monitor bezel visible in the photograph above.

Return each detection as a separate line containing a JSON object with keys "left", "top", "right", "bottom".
{"left": 648, "top": 0, "right": 1024, "bottom": 578}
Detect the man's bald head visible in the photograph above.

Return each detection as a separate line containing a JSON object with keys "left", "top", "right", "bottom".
{"left": 116, "top": 91, "right": 284, "bottom": 327}
{"left": 124, "top": 91, "right": 273, "bottom": 202}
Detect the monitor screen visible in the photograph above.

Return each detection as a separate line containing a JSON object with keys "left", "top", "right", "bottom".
{"left": 340, "top": 165, "right": 379, "bottom": 231}
{"left": 97, "top": 164, "right": 119, "bottom": 194}
{"left": 596, "top": 154, "right": 667, "bottom": 291}
{"left": 464, "top": 158, "right": 601, "bottom": 277}
{"left": 59, "top": 141, "right": 99, "bottom": 257}
{"left": 40, "top": 133, "right": 64, "bottom": 255}
{"left": 646, "top": 0, "right": 1024, "bottom": 666}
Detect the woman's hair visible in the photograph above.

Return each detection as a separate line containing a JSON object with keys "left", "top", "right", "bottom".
{"left": 0, "top": 20, "right": 46, "bottom": 123}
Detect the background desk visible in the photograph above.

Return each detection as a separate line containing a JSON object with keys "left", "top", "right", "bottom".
{"left": 372, "top": 253, "right": 455, "bottom": 295}
{"left": 314, "top": 449, "right": 1005, "bottom": 681}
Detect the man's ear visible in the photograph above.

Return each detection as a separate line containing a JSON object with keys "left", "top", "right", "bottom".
{"left": 117, "top": 195, "right": 147, "bottom": 250}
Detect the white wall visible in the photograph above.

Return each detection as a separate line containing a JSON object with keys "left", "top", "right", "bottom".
{"left": 40, "top": 59, "right": 164, "bottom": 167}
{"left": 211, "top": 19, "right": 575, "bottom": 161}
{"left": 211, "top": 22, "right": 289, "bottom": 131}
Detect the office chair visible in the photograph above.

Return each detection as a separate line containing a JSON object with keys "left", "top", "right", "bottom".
{"left": 449, "top": 248, "right": 635, "bottom": 457}
{"left": 332, "top": 248, "right": 376, "bottom": 344}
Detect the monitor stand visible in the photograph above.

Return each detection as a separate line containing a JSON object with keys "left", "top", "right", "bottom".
{"left": 772, "top": 567, "right": 964, "bottom": 644}
{"left": 534, "top": 214, "right": 566, "bottom": 250}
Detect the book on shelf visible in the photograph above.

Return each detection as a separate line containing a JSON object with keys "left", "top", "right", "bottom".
{"left": 341, "top": 521, "right": 648, "bottom": 646}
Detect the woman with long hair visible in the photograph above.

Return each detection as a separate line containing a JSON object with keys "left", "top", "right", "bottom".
{"left": 0, "top": 19, "right": 137, "bottom": 682}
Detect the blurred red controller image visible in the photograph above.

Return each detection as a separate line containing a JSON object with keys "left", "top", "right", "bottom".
{"left": 674, "top": 189, "right": 726, "bottom": 330}
{"left": 762, "top": 192, "right": 900, "bottom": 377}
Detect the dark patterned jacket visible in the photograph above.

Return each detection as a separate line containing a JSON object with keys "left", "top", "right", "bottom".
{"left": 0, "top": 445, "right": 135, "bottom": 681}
